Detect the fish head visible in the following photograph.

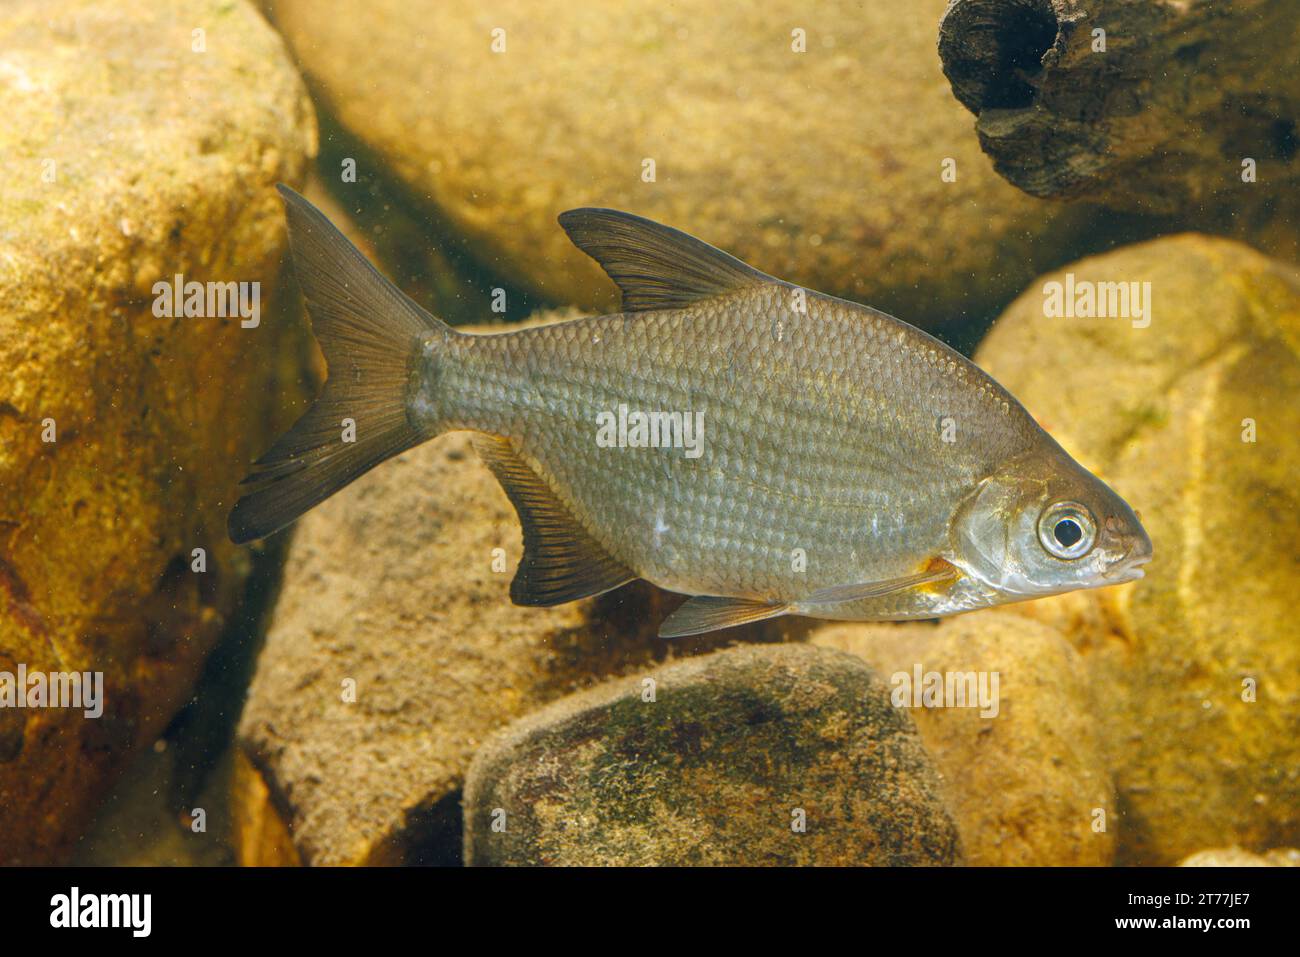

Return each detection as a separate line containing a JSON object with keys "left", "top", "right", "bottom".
{"left": 949, "top": 448, "right": 1152, "bottom": 600}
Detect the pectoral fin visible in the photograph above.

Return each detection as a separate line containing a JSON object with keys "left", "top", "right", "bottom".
{"left": 472, "top": 434, "right": 635, "bottom": 606}
{"left": 801, "top": 564, "right": 958, "bottom": 607}
{"left": 658, "top": 595, "right": 790, "bottom": 639}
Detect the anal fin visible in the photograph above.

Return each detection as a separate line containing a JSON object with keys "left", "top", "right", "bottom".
{"left": 658, "top": 595, "right": 790, "bottom": 639}
{"left": 472, "top": 434, "right": 635, "bottom": 606}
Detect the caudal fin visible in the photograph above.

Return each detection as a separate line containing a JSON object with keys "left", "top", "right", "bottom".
{"left": 228, "top": 185, "right": 446, "bottom": 544}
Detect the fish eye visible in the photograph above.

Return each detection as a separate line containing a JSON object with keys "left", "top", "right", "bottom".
{"left": 1037, "top": 502, "right": 1097, "bottom": 560}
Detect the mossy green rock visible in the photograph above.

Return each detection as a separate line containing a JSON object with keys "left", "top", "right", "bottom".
{"left": 268, "top": 0, "right": 1094, "bottom": 328}
{"left": 463, "top": 644, "right": 962, "bottom": 866}
{"left": 813, "top": 612, "right": 1115, "bottom": 865}
{"left": 0, "top": 0, "right": 315, "bottom": 863}
{"left": 976, "top": 235, "right": 1300, "bottom": 864}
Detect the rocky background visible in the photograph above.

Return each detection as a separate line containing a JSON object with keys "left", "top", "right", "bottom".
{"left": 1, "top": 0, "right": 1296, "bottom": 866}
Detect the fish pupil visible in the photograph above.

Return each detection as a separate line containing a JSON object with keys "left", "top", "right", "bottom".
{"left": 1054, "top": 518, "right": 1083, "bottom": 548}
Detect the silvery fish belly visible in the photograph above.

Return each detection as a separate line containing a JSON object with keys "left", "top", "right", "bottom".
{"left": 230, "top": 187, "right": 1153, "bottom": 639}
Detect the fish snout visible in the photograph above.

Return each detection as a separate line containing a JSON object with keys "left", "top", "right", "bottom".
{"left": 1104, "top": 532, "right": 1153, "bottom": 582}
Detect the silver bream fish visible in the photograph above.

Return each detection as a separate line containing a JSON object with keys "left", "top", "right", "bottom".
{"left": 230, "top": 186, "right": 1152, "bottom": 638}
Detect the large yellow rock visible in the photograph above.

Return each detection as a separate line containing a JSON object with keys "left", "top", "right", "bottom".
{"left": 1179, "top": 846, "right": 1300, "bottom": 867}
{"left": 267, "top": 0, "right": 1097, "bottom": 328}
{"left": 976, "top": 235, "right": 1300, "bottom": 864}
{"left": 0, "top": 0, "right": 315, "bottom": 863}
{"left": 230, "top": 750, "right": 301, "bottom": 867}
{"left": 813, "top": 613, "right": 1115, "bottom": 865}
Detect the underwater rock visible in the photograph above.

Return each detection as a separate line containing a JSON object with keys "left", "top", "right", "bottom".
{"left": 73, "top": 740, "right": 235, "bottom": 866}
{"left": 976, "top": 235, "right": 1300, "bottom": 864}
{"left": 1179, "top": 847, "right": 1300, "bottom": 867}
{"left": 267, "top": 0, "right": 1097, "bottom": 329}
{"left": 234, "top": 318, "right": 801, "bottom": 865}
{"left": 230, "top": 751, "right": 301, "bottom": 867}
{"left": 812, "top": 612, "right": 1115, "bottom": 865}
{"left": 938, "top": 0, "right": 1300, "bottom": 263}
{"left": 463, "top": 643, "right": 961, "bottom": 866}
{"left": 0, "top": 0, "right": 315, "bottom": 864}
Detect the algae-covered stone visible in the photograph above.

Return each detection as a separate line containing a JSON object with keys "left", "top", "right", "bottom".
{"left": 813, "top": 612, "right": 1115, "bottom": 865}
{"left": 463, "top": 643, "right": 961, "bottom": 866}
{"left": 268, "top": 0, "right": 1096, "bottom": 328}
{"left": 234, "top": 321, "right": 801, "bottom": 865}
{"left": 1179, "top": 847, "right": 1300, "bottom": 867}
{"left": 976, "top": 236, "right": 1300, "bottom": 864}
{"left": 0, "top": 0, "right": 315, "bottom": 864}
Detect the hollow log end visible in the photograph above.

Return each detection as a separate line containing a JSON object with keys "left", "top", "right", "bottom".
{"left": 938, "top": 0, "right": 1066, "bottom": 115}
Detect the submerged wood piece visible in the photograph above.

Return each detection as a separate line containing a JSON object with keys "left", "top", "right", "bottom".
{"left": 938, "top": 0, "right": 1300, "bottom": 212}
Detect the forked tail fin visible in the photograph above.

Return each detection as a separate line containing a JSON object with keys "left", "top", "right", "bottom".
{"left": 228, "top": 185, "right": 448, "bottom": 544}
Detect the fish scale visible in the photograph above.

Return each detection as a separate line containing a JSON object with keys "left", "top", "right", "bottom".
{"left": 436, "top": 287, "right": 1026, "bottom": 601}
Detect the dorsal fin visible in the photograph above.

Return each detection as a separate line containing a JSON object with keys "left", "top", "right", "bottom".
{"left": 472, "top": 434, "right": 635, "bottom": 606}
{"left": 557, "top": 207, "right": 778, "bottom": 312}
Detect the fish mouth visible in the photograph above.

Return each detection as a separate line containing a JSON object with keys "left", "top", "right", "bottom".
{"left": 1103, "top": 551, "right": 1152, "bottom": 583}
